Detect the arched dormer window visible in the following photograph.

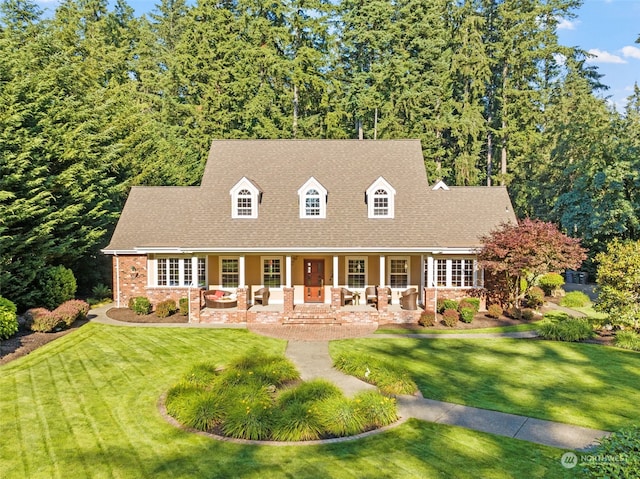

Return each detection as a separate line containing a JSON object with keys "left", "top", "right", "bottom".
{"left": 297, "top": 177, "right": 327, "bottom": 218}
{"left": 366, "top": 177, "right": 396, "bottom": 218}
{"left": 230, "top": 177, "right": 261, "bottom": 219}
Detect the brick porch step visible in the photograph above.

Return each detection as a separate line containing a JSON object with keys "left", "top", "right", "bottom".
{"left": 284, "top": 317, "right": 341, "bottom": 325}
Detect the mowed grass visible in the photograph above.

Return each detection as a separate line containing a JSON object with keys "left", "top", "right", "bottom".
{"left": 0, "top": 323, "right": 578, "bottom": 478}
{"left": 331, "top": 338, "right": 640, "bottom": 431}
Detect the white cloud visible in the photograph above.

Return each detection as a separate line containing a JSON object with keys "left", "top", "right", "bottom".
{"left": 556, "top": 18, "right": 577, "bottom": 30}
{"left": 586, "top": 49, "right": 627, "bottom": 64}
{"left": 622, "top": 45, "right": 640, "bottom": 60}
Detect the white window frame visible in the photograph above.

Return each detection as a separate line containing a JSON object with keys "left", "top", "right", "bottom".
{"left": 366, "top": 177, "right": 396, "bottom": 218}
{"left": 155, "top": 257, "right": 206, "bottom": 287}
{"left": 297, "top": 177, "right": 327, "bottom": 219}
{"left": 345, "top": 256, "right": 367, "bottom": 289}
{"left": 230, "top": 177, "right": 260, "bottom": 219}
{"left": 388, "top": 256, "right": 410, "bottom": 288}
{"left": 261, "top": 256, "right": 283, "bottom": 288}
{"left": 219, "top": 256, "right": 240, "bottom": 287}
{"left": 429, "top": 258, "right": 480, "bottom": 288}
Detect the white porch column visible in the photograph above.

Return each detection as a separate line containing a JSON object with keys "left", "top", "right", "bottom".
{"left": 333, "top": 256, "right": 339, "bottom": 287}
{"left": 379, "top": 255, "right": 385, "bottom": 286}
{"left": 427, "top": 256, "right": 434, "bottom": 288}
{"left": 239, "top": 255, "right": 246, "bottom": 288}
{"left": 286, "top": 256, "right": 292, "bottom": 287}
{"left": 191, "top": 256, "right": 199, "bottom": 286}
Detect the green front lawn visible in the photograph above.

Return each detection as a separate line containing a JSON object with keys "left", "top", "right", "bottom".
{"left": 1, "top": 323, "right": 577, "bottom": 478}
{"left": 331, "top": 338, "right": 640, "bottom": 431}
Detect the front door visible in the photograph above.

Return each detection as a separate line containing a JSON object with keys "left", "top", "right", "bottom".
{"left": 304, "top": 259, "right": 325, "bottom": 303}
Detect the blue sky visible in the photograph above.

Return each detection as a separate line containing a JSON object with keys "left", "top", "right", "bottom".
{"left": 36, "top": 0, "right": 640, "bottom": 110}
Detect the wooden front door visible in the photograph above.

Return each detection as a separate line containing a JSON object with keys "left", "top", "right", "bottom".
{"left": 304, "top": 259, "right": 325, "bottom": 303}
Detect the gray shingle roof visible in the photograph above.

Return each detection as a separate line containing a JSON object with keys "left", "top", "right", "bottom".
{"left": 103, "top": 139, "right": 516, "bottom": 253}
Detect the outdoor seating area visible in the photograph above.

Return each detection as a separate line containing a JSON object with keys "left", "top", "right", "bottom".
{"left": 203, "top": 289, "right": 237, "bottom": 309}
{"left": 254, "top": 287, "right": 270, "bottom": 306}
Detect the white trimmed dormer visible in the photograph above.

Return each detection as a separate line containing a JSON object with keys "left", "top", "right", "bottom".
{"left": 230, "top": 177, "right": 261, "bottom": 219}
{"left": 298, "top": 177, "right": 327, "bottom": 219}
{"left": 366, "top": 177, "right": 396, "bottom": 218}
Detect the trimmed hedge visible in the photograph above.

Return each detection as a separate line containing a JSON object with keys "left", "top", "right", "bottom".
{"left": 37, "top": 265, "right": 77, "bottom": 310}
{"left": 486, "top": 304, "right": 503, "bottom": 319}
{"left": 25, "top": 300, "right": 90, "bottom": 333}
{"left": 560, "top": 291, "right": 590, "bottom": 308}
{"left": 128, "top": 296, "right": 152, "bottom": 315}
{"left": 156, "top": 299, "right": 177, "bottom": 318}
{"left": 441, "top": 308, "right": 459, "bottom": 327}
{"left": 538, "top": 272, "right": 564, "bottom": 295}
{"left": 179, "top": 298, "right": 189, "bottom": 316}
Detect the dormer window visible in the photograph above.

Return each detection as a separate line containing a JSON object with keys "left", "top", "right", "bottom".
{"left": 230, "top": 177, "right": 260, "bottom": 218}
{"left": 298, "top": 177, "right": 327, "bottom": 218}
{"left": 366, "top": 177, "right": 396, "bottom": 218}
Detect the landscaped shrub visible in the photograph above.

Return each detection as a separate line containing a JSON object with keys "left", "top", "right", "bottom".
{"left": 25, "top": 308, "right": 64, "bottom": 332}
{"left": 333, "top": 353, "right": 417, "bottom": 395}
{"left": 506, "top": 307, "right": 522, "bottom": 320}
{"left": 222, "top": 384, "right": 275, "bottom": 440}
{"left": 459, "top": 298, "right": 480, "bottom": 313}
{"left": 179, "top": 297, "right": 189, "bottom": 316}
{"left": 538, "top": 273, "right": 565, "bottom": 296}
{"left": 441, "top": 308, "right": 459, "bottom": 327}
{"left": 526, "top": 286, "right": 545, "bottom": 309}
{"left": 536, "top": 317, "right": 593, "bottom": 342}
{"left": 155, "top": 299, "right": 177, "bottom": 318}
{"left": 418, "top": 311, "right": 435, "bottom": 327}
{"left": 521, "top": 308, "right": 535, "bottom": 321}
{"left": 614, "top": 330, "right": 640, "bottom": 351}
{"left": 129, "top": 296, "right": 152, "bottom": 315}
{"left": 442, "top": 299, "right": 459, "bottom": 312}
{"left": 486, "top": 304, "right": 503, "bottom": 319}
{"left": 459, "top": 307, "right": 475, "bottom": 323}
{"left": 24, "top": 300, "right": 90, "bottom": 332}
{"left": 560, "top": 291, "right": 590, "bottom": 308}
{"left": 0, "top": 296, "right": 18, "bottom": 339}
{"left": 37, "top": 265, "right": 77, "bottom": 310}
{"left": 582, "top": 425, "right": 640, "bottom": 478}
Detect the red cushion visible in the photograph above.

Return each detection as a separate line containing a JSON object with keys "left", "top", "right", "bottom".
{"left": 214, "top": 290, "right": 224, "bottom": 298}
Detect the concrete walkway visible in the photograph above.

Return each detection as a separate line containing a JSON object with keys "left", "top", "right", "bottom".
{"left": 91, "top": 305, "right": 610, "bottom": 451}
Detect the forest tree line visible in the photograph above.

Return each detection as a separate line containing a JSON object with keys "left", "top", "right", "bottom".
{"left": 1, "top": 0, "right": 639, "bottom": 308}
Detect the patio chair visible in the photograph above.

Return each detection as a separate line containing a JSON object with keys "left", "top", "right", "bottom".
{"left": 400, "top": 288, "right": 418, "bottom": 310}
{"left": 254, "top": 287, "right": 270, "bottom": 306}
{"left": 341, "top": 287, "right": 355, "bottom": 306}
{"left": 365, "top": 286, "right": 378, "bottom": 306}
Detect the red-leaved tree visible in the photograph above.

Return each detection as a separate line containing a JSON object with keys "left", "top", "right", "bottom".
{"left": 478, "top": 219, "right": 587, "bottom": 307}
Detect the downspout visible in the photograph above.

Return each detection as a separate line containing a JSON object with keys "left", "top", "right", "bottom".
{"left": 115, "top": 254, "right": 121, "bottom": 308}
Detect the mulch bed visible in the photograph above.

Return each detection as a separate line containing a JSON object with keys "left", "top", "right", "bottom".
{"left": 0, "top": 318, "right": 90, "bottom": 366}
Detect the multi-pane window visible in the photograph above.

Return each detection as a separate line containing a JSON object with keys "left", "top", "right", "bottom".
{"left": 305, "top": 189, "right": 321, "bottom": 216}
{"left": 347, "top": 258, "right": 366, "bottom": 288}
{"left": 436, "top": 259, "right": 447, "bottom": 286}
{"left": 236, "top": 189, "right": 253, "bottom": 216}
{"left": 221, "top": 258, "right": 239, "bottom": 287}
{"left": 263, "top": 258, "right": 282, "bottom": 287}
{"left": 389, "top": 258, "right": 408, "bottom": 288}
{"left": 429, "top": 258, "right": 478, "bottom": 288}
{"left": 373, "top": 189, "right": 389, "bottom": 216}
{"left": 157, "top": 258, "right": 206, "bottom": 287}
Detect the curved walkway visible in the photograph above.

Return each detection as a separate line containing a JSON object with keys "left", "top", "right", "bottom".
{"left": 90, "top": 305, "right": 610, "bottom": 451}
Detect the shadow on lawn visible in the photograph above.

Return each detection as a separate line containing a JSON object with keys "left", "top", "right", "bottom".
{"left": 331, "top": 337, "right": 640, "bottom": 431}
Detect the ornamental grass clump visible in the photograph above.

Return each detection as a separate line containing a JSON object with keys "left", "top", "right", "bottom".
{"left": 537, "top": 317, "right": 594, "bottom": 342}
{"left": 614, "top": 330, "right": 640, "bottom": 351}
{"left": 333, "top": 353, "right": 417, "bottom": 395}
{"left": 165, "top": 353, "right": 399, "bottom": 441}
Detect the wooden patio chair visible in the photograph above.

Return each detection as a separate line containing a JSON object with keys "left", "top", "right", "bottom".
{"left": 341, "top": 287, "right": 355, "bottom": 306}
{"left": 400, "top": 288, "right": 418, "bottom": 310}
{"left": 366, "top": 286, "right": 378, "bottom": 306}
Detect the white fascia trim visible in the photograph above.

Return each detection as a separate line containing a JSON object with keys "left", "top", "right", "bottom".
{"left": 105, "top": 247, "right": 479, "bottom": 255}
